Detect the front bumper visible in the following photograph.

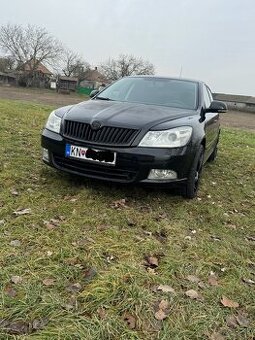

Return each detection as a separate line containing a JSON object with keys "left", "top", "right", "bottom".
{"left": 41, "top": 129, "right": 196, "bottom": 184}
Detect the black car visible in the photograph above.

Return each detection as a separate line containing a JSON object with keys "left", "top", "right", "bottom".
{"left": 41, "top": 76, "right": 227, "bottom": 198}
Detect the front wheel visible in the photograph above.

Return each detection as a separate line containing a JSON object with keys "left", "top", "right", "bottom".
{"left": 183, "top": 146, "right": 204, "bottom": 199}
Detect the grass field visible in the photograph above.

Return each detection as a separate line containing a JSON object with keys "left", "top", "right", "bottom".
{"left": 0, "top": 99, "right": 254, "bottom": 339}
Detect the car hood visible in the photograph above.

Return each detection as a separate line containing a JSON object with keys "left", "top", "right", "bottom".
{"left": 63, "top": 100, "right": 196, "bottom": 130}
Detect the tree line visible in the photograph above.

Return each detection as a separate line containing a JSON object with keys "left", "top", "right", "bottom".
{"left": 0, "top": 23, "right": 155, "bottom": 86}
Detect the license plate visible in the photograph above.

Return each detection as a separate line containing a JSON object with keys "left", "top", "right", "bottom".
{"left": 65, "top": 144, "right": 116, "bottom": 165}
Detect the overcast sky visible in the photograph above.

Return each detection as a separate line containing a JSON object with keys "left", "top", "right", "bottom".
{"left": 1, "top": 0, "right": 255, "bottom": 95}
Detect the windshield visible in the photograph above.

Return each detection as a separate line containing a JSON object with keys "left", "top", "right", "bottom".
{"left": 97, "top": 77, "right": 198, "bottom": 110}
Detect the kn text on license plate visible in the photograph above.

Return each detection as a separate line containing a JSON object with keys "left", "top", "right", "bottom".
{"left": 65, "top": 144, "right": 116, "bottom": 165}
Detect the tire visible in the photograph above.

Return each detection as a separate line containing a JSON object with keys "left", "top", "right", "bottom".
{"left": 183, "top": 145, "right": 204, "bottom": 199}
{"left": 208, "top": 141, "right": 218, "bottom": 162}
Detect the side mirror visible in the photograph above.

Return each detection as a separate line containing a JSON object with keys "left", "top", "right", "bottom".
{"left": 89, "top": 89, "right": 99, "bottom": 98}
{"left": 206, "top": 100, "right": 228, "bottom": 113}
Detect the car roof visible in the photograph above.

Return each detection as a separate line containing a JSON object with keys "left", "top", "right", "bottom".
{"left": 125, "top": 75, "right": 203, "bottom": 84}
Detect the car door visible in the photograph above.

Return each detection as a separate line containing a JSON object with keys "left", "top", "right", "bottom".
{"left": 203, "top": 84, "right": 219, "bottom": 159}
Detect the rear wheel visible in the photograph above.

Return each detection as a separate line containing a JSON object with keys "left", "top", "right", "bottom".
{"left": 183, "top": 145, "right": 204, "bottom": 199}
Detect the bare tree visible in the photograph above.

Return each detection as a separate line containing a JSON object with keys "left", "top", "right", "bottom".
{"left": 100, "top": 54, "right": 155, "bottom": 81}
{"left": 58, "top": 48, "right": 90, "bottom": 79}
{"left": 0, "top": 56, "right": 15, "bottom": 72}
{"left": 0, "top": 23, "right": 62, "bottom": 83}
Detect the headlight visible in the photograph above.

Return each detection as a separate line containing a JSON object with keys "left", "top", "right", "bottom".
{"left": 139, "top": 126, "right": 192, "bottom": 148}
{"left": 45, "top": 111, "right": 62, "bottom": 133}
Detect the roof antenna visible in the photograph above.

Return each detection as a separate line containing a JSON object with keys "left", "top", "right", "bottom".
{"left": 179, "top": 65, "right": 183, "bottom": 78}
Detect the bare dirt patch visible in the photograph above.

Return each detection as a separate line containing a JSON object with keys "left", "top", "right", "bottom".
{"left": 0, "top": 86, "right": 85, "bottom": 107}
{"left": 220, "top": 110, "right": 255, "bottom": 131}
{"left": 0, "top": 86, "right": 254, "bottom": 130}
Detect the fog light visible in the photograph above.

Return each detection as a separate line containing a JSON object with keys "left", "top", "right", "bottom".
{"left": 42, "top": 148, "right": 49, "bottom": 162}
{"left": 148, "top": 169, "right": 177, "bottom": 180}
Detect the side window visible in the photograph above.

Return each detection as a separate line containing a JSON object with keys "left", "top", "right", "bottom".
{"left": 203, "top": 84, "right": 211, "bottom": 108}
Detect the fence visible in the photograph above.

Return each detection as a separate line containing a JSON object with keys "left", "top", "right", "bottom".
{"left": 77, "top": 87, "right": 93, "bottom": 95}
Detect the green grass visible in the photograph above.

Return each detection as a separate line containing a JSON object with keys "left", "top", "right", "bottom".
{"left": 0, "top": 99, "right": 254, "bottom": 339}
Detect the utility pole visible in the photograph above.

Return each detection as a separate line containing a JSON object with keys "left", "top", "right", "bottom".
{"left": 179, "top": 65, "right": 183, "bottom": 78}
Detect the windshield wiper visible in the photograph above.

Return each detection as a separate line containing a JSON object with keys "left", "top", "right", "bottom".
{"left": 96, "top": 96, "right": 113, "bottom": 101}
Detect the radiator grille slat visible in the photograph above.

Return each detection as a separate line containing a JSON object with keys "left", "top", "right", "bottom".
{"left": 63, "top": 120, "right": 139, "bottom": 146}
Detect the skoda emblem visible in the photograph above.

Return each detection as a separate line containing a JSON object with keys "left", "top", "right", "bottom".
{"left": 91, "top": 120, "right": 102, "bottom": 131}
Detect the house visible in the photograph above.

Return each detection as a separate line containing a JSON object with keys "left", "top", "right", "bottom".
{"left": 22, "top": 59, "right": 52, "bottom": 75}
{"left": 213, "top": 93, "right": 255, "bottom": 113}
{"left": 79, "top": 67, "right": 109, "bottom": 89}
{"left": 56, "top": 76, "right": 78, "bottom": 92}
{"left": 17, "top": 59, "right": 53, "bottom": 88}
{"left": 0, "top": 71, "right": 16, "bottom": 86}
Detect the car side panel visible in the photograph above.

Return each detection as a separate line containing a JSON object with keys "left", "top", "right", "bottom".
{"left": 204, "top": 112, "right": 220, "bottom": 160}
{"left": 200, "top": 83, "right": 220, "bottom": 160}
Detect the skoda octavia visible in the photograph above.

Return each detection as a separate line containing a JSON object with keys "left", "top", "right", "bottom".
{"left": 41, "top": 76, "right": 227, "bottom": 198}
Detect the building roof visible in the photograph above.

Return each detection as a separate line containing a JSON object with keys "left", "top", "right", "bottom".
{"left": 82, "top": 67, "right": 108, "bottom": 83}
{"left": 22, "top": 59, "right": 52, "bottom": 75}
{"left": 213, "top": 93, "right": 255, "bottom": 104}
{"left": 58, "top": 76, "right": 78, "bottom": 82}
{"left": 0, "top": 71, "right": 16, "bottom": 78}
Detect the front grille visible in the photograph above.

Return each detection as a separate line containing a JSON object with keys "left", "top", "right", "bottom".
{"left": 63, "top": 120, "right": 139, "bottom": 146}
{"left": 53, "top": 155, "right": 138, "bottom": 183}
